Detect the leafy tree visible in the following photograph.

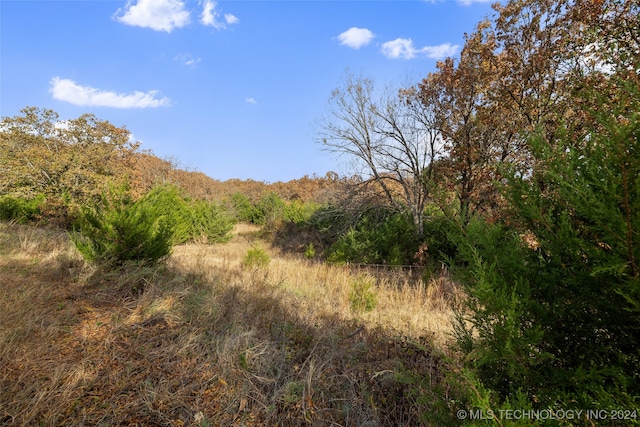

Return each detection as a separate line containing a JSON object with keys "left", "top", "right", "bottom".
{"left": 0, "top": 107, "right": 139, "bottom": 224}
{"left": 417, "top": 21, "right": 508, "bottom": 224}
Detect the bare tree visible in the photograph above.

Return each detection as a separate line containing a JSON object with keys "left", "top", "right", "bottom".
{"left": 316, "top": 71, "right": 442, "bottom": 236}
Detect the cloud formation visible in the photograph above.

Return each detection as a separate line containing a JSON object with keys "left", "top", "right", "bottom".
{"left": 174, "top": 53, "right": 201, "bottom": 67}
{"left": 201, "top": 0, "right": 239, "bottom": 29}
{"left": 381, "top": 38, "right": 458, "bottom": 60}
{"left": 245, "top": 97, "right": 257, "bottom": 105}
{"left": 49, "top": 77, "right": 171, "bottom": 109}
{"left": 337, "top": 27, "right": 375, "bottom": 49}
{"left": 114, "top": 0, "right": 190, "bottom": 32}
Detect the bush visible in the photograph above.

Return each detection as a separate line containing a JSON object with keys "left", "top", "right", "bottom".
{"left": 186, "top": 199, "right": 235, "bottom": 244}
{"left": 421, "top": 215, "right": 465, "bottom": 267}
{"left": 257, "top": 192, "right": 285, "bottom": 229}
{"left": 71, "top": 186, "right": 175, "bottom": 266}
{"left": 243, "top": 246, "right": 271, "bottom": 268}
{"left": 133, "top": 185, "right": 191, "bottom": 244}
{"left": 327, "top": 210, "right": 419, "bottom": 265}
{"left": 0, "top": 194, "right": 45, "bottom": 223}
{"left": 283, "top": 199, "right": 319, "bottom": 225}
{"left": 229, "top": 192, "right": 262, "bottom": 224}
{"left": 135, "top": 185, "right": 234, "bottom": 245}
{"left": 304, "top": 243, "right": 316, "bottom": 260}
{"left": 348, "top": 275, "right": 378, "bottom": 313}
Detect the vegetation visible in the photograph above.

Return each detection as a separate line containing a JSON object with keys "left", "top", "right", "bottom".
{"left": 242, "top": 245, "right": 271, "bottom": 269}
{"left": 70, "top": 185, "right": 177, "bottom": 266}
{"left": 314, "top": 0, "right": 640, "bottom": 419}
{"left": 70, "top": 184, "right": 234, "bottom": 267}
{"left": 1, "top": 0, "right": 639, "bottom": 424}
{"left": 0, "top": 194, "right": 45, "bottom": 224}
{"left": 0, "top": 222, "right": 455, "bottom": 426}
{"left": 453, "top": 74, "right": 640, "bottom": 412}
{"left": 326, "top": 210, "right": 419, "bottom": 265}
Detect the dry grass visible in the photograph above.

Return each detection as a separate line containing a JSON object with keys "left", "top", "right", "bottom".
{"left": 1, "top": 222, "right": 463, "bottom": 426}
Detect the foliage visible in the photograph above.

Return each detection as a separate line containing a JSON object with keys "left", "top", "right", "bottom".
{"left": 420, "top": 214, "right": 465, "bottom": 267}
{"left": 187, "top": 199, "right": 235, "bottom": 244}
{"left": 71, "top": 183, "right": 233, "bottom": 266}
{"left": 134, "top": 185, "right": 192, "bottom": 245}
{"left": 229, "top": 191, "right": 320, "bottom": 238}
{"left": 453, "top": 74, "right": 640, "bottom": 410}
{"left": 283, "top": 199, "right": 319, "bottom": 225}
{"left": 0, "top": 107, "right": 139, "bottom": 224}
{"left": 303, "top": 243, "right": 316, "bottom": 260}
{"left": 348, "top": 275, "right": 378, "bottom": 314}
{"left": 229, "top": 192, "right": 263, "bottom": 224}
{"left": 139, "top": 185, "right": 234, "bottom": 245}
{"left": 257, "top": 192, "right": 285, "bottom": 229}
{"left": 0, "top": 194, "right": 45, "bottom": 224}
{"left": 71, "top": 186, "right": 175, "bottom": 266}
{"left": 243, "top": 245, "right": 271, "bottom": 268}
{"left": 327, "top": 210, "right": 419, "bottom": 265}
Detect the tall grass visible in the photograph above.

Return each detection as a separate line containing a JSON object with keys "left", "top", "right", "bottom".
{"left": 1, "top": 221, "right": 460, "bottom": 426}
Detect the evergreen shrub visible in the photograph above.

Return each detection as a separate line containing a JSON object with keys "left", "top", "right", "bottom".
{"left": 71, "top": 186, "right": 174, "bottom": 266}
{"left": 0, "top": 194, "right": 45, "bottom": 223}
{"left": 327, "top": 210, "right": 419, "bottom": 265}
{"left": 453, "top": 77, "right": 640, "bottom": 411}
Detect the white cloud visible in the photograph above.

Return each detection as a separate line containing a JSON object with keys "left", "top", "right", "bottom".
{"left": 114, "top": 0, "right": 190, "bottom": 32}
{"left": 381, "top": 38, "right": 459, "bottom": 60}
{"left": 225, "top": 13, "right": 239, "bottom": 25}
{"left": 201, "top": 0, "right": 216, "bottom": 26}
{"left": 245, "top": 97, "right": 257, "bottom": 105}
{"left": 337, "top": 27, "right": 375, "bottom": 49}
{"left": 174, "top": 53, "right": 201, "bottom": 67}
{"left": 422, "top": 42, "right": 459, "bottom": 59}
{"left": 201, "top": 0, "right": 238, "bottom": 29}
{"left": 49, "top": 77, "right": 171, "bottom": 109}
{"left": 381, "top": 38, "right": 417, "bottom": 59}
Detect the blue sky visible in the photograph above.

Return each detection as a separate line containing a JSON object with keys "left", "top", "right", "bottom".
{"left": 1, "top": 0, "right": 497, "bottom": 182}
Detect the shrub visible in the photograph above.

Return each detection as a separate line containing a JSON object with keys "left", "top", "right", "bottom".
{"left": 133, "top": 185, "right": 191, "bottom": 244}
{"left": 348, "top": 275, "right": 378, "bottom": 313}
{"left": 303, "top": 243, "right": 316, "bottom": 259}
{"left": 229, "top": 192, "right": 262, "bottom": 224}
{"left": 257, "top": 192, "right": 285, "bottom": 229}
{"left": 327, "top": 210, "right": 419, "bottom": 265}
{"left": 71, "top": 186, "right": 174, "bottom": 266}
{"left": 134, "top": 185, "right": 234, "bottom": 245}
{"left": 283, "top": 199, "right": 319, "bottom": 225}
{"left": 0, "top": 194, "right": 45, "bottom": 223}
{"left": 187, "top": 199, "right": 235, "bottom": 244}
{"left": 243, "top": 246, "right": 271, "bottom": 268}
{"left": 420, "top": 215, "right": 465, "bottom": 266}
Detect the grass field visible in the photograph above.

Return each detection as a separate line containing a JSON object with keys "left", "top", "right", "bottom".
{"left": 0, "top": 222, "right": 463, "bottom": 426}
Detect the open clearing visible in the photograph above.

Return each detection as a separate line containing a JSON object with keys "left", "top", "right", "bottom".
{"left": 1, "top": 222, "right": 460, "bottom": 426}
